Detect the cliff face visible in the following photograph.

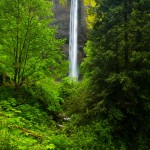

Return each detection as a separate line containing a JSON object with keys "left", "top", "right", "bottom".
{"left": 53, "top": 0, "right": 70, "bottom": 39}
{"left": 53, "top": 0, "right": 87, "bottom": 59}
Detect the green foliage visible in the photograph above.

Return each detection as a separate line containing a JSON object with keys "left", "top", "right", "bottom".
{"left": 0, "top": 0, "right": 67, "bottom": 91}
{"left": 60, "top": 77, "right": 90, "bottom": 116}
{"left": 79, "top": 0, "right": 150, "bottom": 149}
{"left": 0, "top": 98, "right": 72, "bottom": 150}
{"left": 59, "top": 0, "right": 67, "bottom": 6}
{"left": 0, "top": 86, "right": 14, "bottom": 100}
{"left": 33, "top": 77, "right": 64, "bottom": 113}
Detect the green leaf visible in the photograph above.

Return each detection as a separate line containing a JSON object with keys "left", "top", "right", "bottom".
{"left": 46, "top": 144, "right": 55, "bottom": 150}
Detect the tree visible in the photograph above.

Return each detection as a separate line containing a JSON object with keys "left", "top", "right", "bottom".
{"left": 82, "top": 0, "right": 150, "bottom": 149}
{"left": 0, "top": 0, "right": 67, "bottom": 97}
{"left": 84, "top": 0, "right": 96, "bottom": 29}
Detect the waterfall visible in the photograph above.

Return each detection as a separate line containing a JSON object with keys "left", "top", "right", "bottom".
{"left": 69, "top": 0, "right": 78, "bottom": 80}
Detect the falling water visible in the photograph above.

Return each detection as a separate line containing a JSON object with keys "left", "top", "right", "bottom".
{"left": 69, "top": 0, "right": 78, "bottom": 80}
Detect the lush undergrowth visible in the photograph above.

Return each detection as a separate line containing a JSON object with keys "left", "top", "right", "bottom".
{"left": 0, "top": 78, "right": 150, "bottom": 150}
{"left": 0, "top": 102, "right": 73, "bottom": 150}
{"left": 0, "top": 79, "right": 73, "bottom": 150}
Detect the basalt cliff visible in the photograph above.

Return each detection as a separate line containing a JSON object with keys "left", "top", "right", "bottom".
{"left": 53, "top": 0, "right": 87, "bottom": 59}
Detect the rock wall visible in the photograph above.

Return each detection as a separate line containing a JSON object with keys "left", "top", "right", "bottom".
{"left": 53, "top": 0, "right": 70, "bottom": 39}
{"left": 53, "top": 0, "right": 87, "bottom": 59}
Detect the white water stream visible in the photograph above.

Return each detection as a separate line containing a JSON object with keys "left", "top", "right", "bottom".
{"left": 69, "top": 0, "right": 78, "bottom": 80}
